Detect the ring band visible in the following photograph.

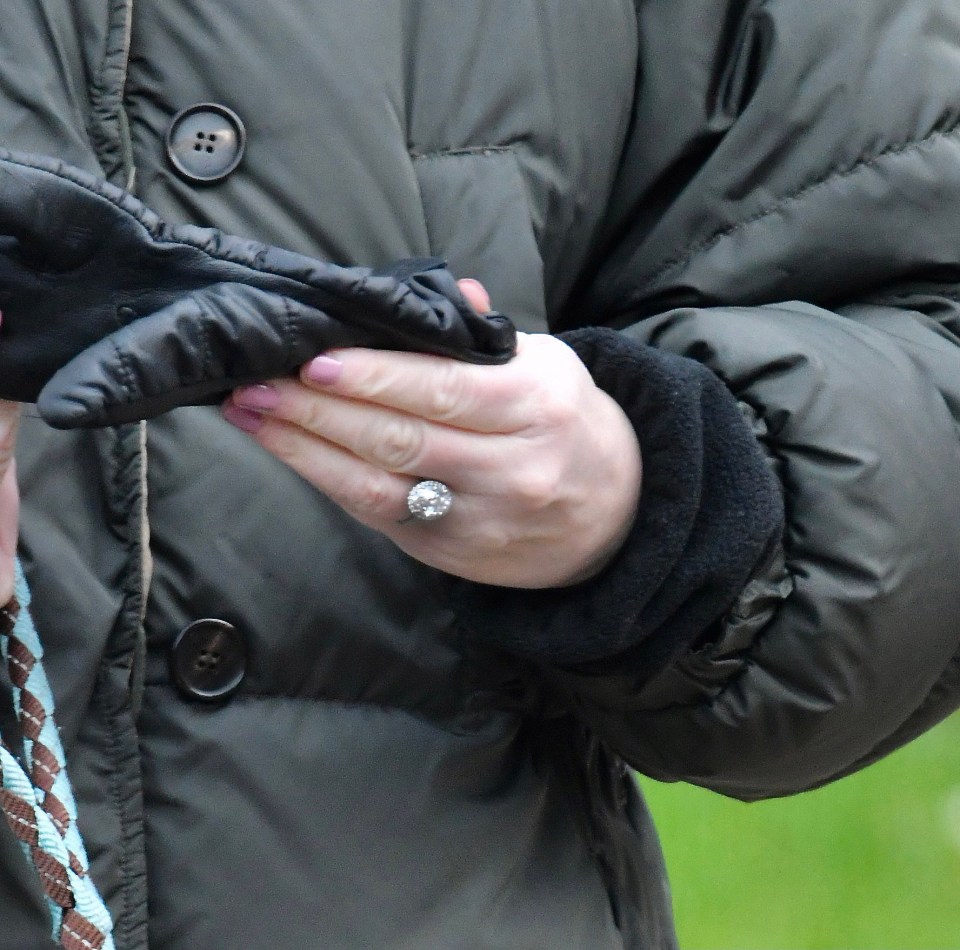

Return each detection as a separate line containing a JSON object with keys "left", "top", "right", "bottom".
{"left": 406, "top": 479, "right": 453, "bottom": 522}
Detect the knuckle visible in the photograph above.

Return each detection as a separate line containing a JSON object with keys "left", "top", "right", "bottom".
{"left": 344, "top": 360, "right": 379, "bottom": 398}
{"left": 426, "top": 362, "right": 469, "bottom": 421}
{"left": 534, "top": 387, "right": 578, "bottom": 431}
{"left": 261, "top": 431, "right": 302, "bottom": 470}
{"left": 299, "top": 397, "right": 332, "bottom": 436}
{"left": 338, "top": 473, "right": 397, "bottom": 519}
{"left": 376, "top": 416, "right": 425, "bottom": 471}
{"left": 515, "top": 370, "right": 576, "bottom": 432}
{"left": 509, "top": 465, "right": 562, "bottom": 509}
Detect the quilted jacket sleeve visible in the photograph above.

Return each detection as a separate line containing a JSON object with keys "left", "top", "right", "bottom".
{"left": 547, "top": 294, "right": 960, "bottom": 800}
{"left": 463, "top": 0, "right": 960, "bottom": 800}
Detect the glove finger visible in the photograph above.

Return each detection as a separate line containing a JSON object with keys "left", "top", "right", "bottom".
{"left": 38, "top": 270, "right": 517, "bottom": 428}
{"left": 382, "top": 263, "right": 515, "bottom": 362}
{"left": 36, "top": 283, "right": 345, "bottom": 428}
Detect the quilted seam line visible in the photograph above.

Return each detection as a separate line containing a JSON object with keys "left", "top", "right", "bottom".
{"left": 629, "top": 119, "right": 960, "bottom": 302}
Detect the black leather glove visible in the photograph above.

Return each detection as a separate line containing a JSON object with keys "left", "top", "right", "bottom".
{"left": 0, "top": 150, "right": 516, "bottom": 428}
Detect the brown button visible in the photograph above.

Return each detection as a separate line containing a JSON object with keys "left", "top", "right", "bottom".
{"left": 170, "top": 619, "right": 247, "bottom": 702}
{"left": 165, "top": 103, "right": 246, "bottom": 184}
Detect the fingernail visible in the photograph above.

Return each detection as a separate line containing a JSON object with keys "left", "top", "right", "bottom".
{"left": 222, "top": 402, "right": 266, "bottom": 433}
{"left": 233, "top": 384, "right": 280, "bottom": 411}
{"left": 457, "top": 278, "right": 492, "bottom": 314}
{"left": 304, "top": 355, "right": 343, "bottom": 385}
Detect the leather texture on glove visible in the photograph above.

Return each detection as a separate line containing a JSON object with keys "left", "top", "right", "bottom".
{"left": 0, "top": 150, "right": 516, "bottom": 428}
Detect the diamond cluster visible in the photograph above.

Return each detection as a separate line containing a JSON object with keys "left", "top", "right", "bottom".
{"left": 406, "top": 480, "right": 453, "bottom": 521}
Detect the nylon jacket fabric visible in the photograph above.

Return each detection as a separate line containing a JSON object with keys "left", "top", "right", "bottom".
{"left": 2, "top": 1, "right": 960, "bottom": 948}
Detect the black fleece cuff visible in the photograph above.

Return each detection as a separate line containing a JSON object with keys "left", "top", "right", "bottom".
{"left": 448, "top": 327, "right": 785, "bottom": 678}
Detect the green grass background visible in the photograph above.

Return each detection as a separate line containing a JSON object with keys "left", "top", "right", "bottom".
{"left": 638, "top": 713, "right": 960, "bottom": 949}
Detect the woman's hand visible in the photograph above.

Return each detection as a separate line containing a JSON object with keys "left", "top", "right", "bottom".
{"left": 222, "top": 281, "right": 642, "bottom": 588}
{"left": 0, "top": 398, "right": 20, "bottom": 605}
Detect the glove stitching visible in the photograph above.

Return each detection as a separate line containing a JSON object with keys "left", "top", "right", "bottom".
{"left": 627, "top": 118, "right": 960, "bottom": 301}
{"left": 196, "top": 300, "right": 215, "bottom": 380}
{"left": 280, "top": 296, "right": 300, "bottom": 362}
{"left": 112, "top": 336, "right": 137, "bottom": 407}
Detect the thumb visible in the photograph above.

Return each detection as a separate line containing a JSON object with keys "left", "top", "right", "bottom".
{"left": 457, "top": 278, "right": 492, "bottom": 315}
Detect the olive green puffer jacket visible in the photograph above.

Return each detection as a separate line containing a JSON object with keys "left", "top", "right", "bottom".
{"left": 3, "top": 1, "right": 960, "bottom": 948}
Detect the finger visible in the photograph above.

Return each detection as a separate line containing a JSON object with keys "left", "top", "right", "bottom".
{"left": 228, "top": 382, "right": 510, "bottom": 487}
{"left": 0, "top": 399, "right": 20, "bottom": 604}
{"left": 0, "top": 397, "right": 19, "bottom": 479}
{"left": 222, "top": 403, "right": 492, "bottom": 529}
{"left": 294, "top": 273, "right": 514, "bottom": 432}
{"left": 298, "top": 335, "right": 536, "bottom": 433}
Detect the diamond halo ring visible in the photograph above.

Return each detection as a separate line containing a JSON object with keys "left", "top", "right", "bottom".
{"left": 405, "top": 479, "right": 453, "bottom": 522}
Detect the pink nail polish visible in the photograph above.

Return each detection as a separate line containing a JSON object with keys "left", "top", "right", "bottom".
{"left": 222, "top": 402, "right": 266, "bottom": 433}
{"left": 233, "top": 384, "right": 280, "bottom": 411}
{"left": 457, "top": 278, "right": 492, "bottom": 313}
{"left": 304, "top": 355, "right": 343, "bottom": 385}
